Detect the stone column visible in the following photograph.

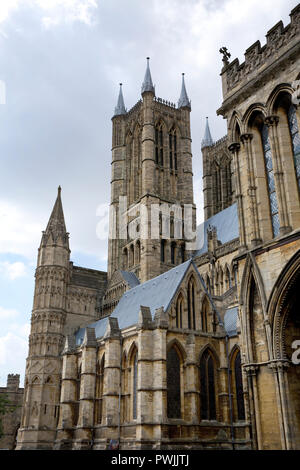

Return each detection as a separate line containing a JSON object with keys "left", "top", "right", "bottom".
{"left": 265, "top": 115, "right": 291, "bottom": 235}
{"left": 54, "top": 335, "right": 77, "bottom": 449}
{"left": 136, "top": 306, "right": 155, "bottom": 448}
{"left": 185, "top": 334, "right": 198, "bottom": 423}
{"left": 228, "top": 142, "right": 247, "bottom": 250}
{"left": 73, "top": 328, "right": 97, "bottom": 449}
{"left": 102, "top": 318, "right": 121, "bottom": 448}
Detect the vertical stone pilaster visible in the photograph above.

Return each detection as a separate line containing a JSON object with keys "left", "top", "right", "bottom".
{"left": 265, "top": 115, "right": 291, "bottom": 235}
{"left": 228, "top": 142, "right": 246, "bottom": 250}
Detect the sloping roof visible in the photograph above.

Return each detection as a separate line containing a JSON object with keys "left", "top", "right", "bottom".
{"left": 194, "top": 203, "right": 239, "bottom": 257}
{"left": 224, "top": 307, "right": 238, "bottom": 337}
{"left": 75, "top": 259, "right": 193, "bottom": 345}
{"left": 120, "top": 271, "right": 140, "bottom": 288}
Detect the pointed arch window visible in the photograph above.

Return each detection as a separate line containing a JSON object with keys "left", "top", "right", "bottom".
{"left": 95, "top": 355, "right": 105, "bottom": 424}
{"left": 171, "top": 242, "right": 176, "bottom": 264}
{"left": 201, "top": 297, "right": 209, "bottom": 332}
{"left": 176, "top": 295, "right": 183, "bottom": 328}
{"left": 200, "top": 350, "right": 216, "bottom": 421}
{"left": 169, "top": 128, "right": 177, "bottom": 170}
{"left": 180, "top": 244, "right": 185, "bottom": 263}
{"left": 167, "top": 346, "right": 181, "bottom": 418}
{"left": 233, "top": 350, "right": 245, "bottom": 421}
{"left": 287, "top": 104, "right": 300, "bottom": 191}
{"left": 187, "top": 279, "right": 196, "bottom": 329}
{"left": 261, "top": 124, "right": 279, "bottom": 237}
{"left": 155, "top": 122, "right": 164, "bottom": 166}
{"left": 132, "top": 350, "right": 138, "bottom": 420}
{"left": 161, "top": 239, "right": 166, "bottom": 263}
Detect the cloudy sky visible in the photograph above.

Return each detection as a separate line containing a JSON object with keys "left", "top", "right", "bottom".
{"left": 0, "top": 0, "right": 298, "bottom": 386}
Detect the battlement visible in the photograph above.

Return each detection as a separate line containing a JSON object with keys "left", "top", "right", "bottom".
{"left": 154, "top": 96, "right": 177, "bottom": 109}
{"left": 205, "top": 135, "right": 227, "bottom": 150}
{"left": 222, "top": 4, "right": 300, "bottom": 96}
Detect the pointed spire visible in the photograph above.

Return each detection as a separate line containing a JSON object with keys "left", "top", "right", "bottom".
{"left": 141, "top": 57, "right": 155, "bottom": 95}
{"left": 178, "top": 73, "right": 191, "bottom": 109}
{"left": 201, "top": 117, "right": 214, "bottom": 149}
{"left": 42, "top": 186, "right": 68, "bottom": 247}
{"left": 114, "top": 83, "right": 126, "bottom": 116}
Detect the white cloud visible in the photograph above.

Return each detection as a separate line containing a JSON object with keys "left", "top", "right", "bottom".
{"left": 0, "top": 261, "right": 27, "bottom": 280}
{"left": 0, "top": 200, "right": 43, "bottom": 260}
{"left": 0, "top": 0, "right": 98, "bottom": 27}
{"left": 0, "top": 306, "right": 19, "bottom": 319}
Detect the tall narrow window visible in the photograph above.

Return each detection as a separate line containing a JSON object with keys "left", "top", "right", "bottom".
{"left": 95, "top": 355, "right": 105, "bottom": 424}
{"left": 201, "top": 297, "right": 208, "bottom": 332}
{"left": 187, "top": 280, "right": 195, "bottom": 329}
{"left": 155, "top": 123, "right": 164, "bottom": 165}
{"left": 180, "top": 244, "right": 185, "bottom": 263}
{"left": 167, "top": 346, "right": 181, "bottom": 418}
{"left": 261, "top": 124, "right": 280, "bottom": 237}
{"left": 176, "top": 296, "right": 183, "bottom": 328}
{"left": 234, "top": 350, "right": 245, "bottom": 421}
{"left": 133, "top": 352, "right": 138, "bottom": 420}
{"left": 161, "top": 239, "right": 166, "bottom": 263}
{"left": 169, "top": 128, "right": 177, "bottom": 170}
{"left": 287, "top": 104, "right": 300, "bottom": 190}
{"left": 200, "top": 350, "right": 216, "bottom": 421}
{"left": 171, "top": 242, "right": 176, "bottom": 264}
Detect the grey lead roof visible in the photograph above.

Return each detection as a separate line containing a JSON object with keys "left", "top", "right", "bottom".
{"left": 178, "top": 73, "right": 191, "bottom": 109}
{"left": 114, "top": 83, "right": 126, "bottom": 116}
{"left": 120, "top": 271, "right": 140, "bottom": 288}
{"left": 201, "top": 117, "right": 214, "bottom": 149}
{"left": 194, "top": 203, "right": 239, "bottom": 257}
{"left": 75, "top": 259, "right": 192, "bottom": 345}
{"left": 224, "top": 307, "right": 238, "bottom": 337}
{"left": 141, "top": 57, "right": 155, "bottom": 95}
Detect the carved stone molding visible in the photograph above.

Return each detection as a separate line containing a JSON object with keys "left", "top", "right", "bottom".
{"left": 228, "top": 142, "right": 241, "bottom": 153}
{"left": 265, "top": 115, "right": 279, "bottom": 127}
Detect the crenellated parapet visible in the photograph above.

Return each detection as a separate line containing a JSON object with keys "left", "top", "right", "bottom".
{"left": 221, "top": 5, "right": 300, "bottom": 99}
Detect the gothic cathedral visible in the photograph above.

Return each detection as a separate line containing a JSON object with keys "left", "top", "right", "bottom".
{"left": 9, "top": 3, "right": 300, "bottom": 450}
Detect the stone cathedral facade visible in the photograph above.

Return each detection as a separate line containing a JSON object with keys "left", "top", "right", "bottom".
{"left": 9, "top": 4, "right": 300, "bottom": 450}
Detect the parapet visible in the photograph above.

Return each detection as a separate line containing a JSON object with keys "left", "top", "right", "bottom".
{"left": 221, "top": 5, "right": 300, "bottom": 99}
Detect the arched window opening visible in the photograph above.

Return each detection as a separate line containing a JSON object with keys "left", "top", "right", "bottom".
{"left": 187, "top": 279, "right": 196, "bottom": 330}
{"left": 95, "top": 355, "right": 105, "bottom": 424}
{"left": 161, "top": 239, "right": 166, "bottom": 263}
{"left": 74, "top": 364, "right": 81, "bottom": 426}
{"left": 136, "top": 241, "right": 141, "bottom": 264}
{"left": 261, "top": 124, "right": 280, "bottom": 237}
{"left": 171, "top": 242, "right": 176, "bottom": 264}
{"left": 201, "top": 297, "right": 209, "bottom": 332}
{"left": 155, "top": 122, "right": 164, "bottom": 166}
{"left": 287, "top": 104, "right": 300, "bottom": 190}
{"left": 167, "top": 346, "right": 181, "bottom": 419}
{"left": 200, "top": 350, "right": 217, "bottom": 421}
{"left": 169, "top": 128, "right": 177, "bottom": 170}
{"left": 180, "top": 244, "right": 185, "bottom": 263}
{"left": 233, "top": 350, "right": 245, "bottom": 421}
{"left": 123, "top": 248, "right": 128, "bottom": 270}
{"left": 176, "top": 295, "right": 183, "bottom": 328}
{"left": 132, "top": 351, "right": 138, "bottom": 420}
{"left": 129, "top": 244, "right": 134, "bottom": 267}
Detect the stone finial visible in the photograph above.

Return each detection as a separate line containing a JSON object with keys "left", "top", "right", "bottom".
{"left": 137, "top": 305, "right": 153, "bottom": 329}
{"left": 219, "top": 46, "right": 231, "bottom": 65}
{"left": 154, "top": 306, "right": 169, "bottom": 328}
{"left": 82, "top": 327, "right": 97, "bottom": 347}
{"left": 103, "top": 317, "right": 121, "bottom": 339}
{"left": 141, "top": 57, "right": 155, "bottom": 95}
{"left": 62, "top": 334, "right": 76, "bottom": 354}
{"left": 114, "top": 83, "right": 126, "bottom": 116}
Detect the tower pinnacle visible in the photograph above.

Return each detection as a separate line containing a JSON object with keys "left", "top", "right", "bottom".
{"left": 178, "top": 73, "right": 191, "bottom": 109}
{"left": 41, "top": 186, "right": 68, "bottom": 248}
{"left": 114, "top": 83, "right": 126, "bottom": 116}
{"left": 141, "top": 57, "right": 155, "bottom": 95}
{"left": 201, "top": 117, "right": 214, "bottom": 149}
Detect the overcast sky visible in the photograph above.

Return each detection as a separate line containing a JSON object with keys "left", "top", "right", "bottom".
{"left": 0, "top": 0, "right": 298, "bottom": 386}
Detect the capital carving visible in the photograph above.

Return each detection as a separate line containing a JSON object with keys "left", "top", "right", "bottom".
{"left": 265, "top": 115, "right": 279, "bottom": 127}
{"left": 240, "top": 133, "right": 253, "bottom": 143}
{"left": 244, "top": 365, "right": 258, "bottom": 377}
{"left": 228, "top": 142, "right": 240, "bottom": 153}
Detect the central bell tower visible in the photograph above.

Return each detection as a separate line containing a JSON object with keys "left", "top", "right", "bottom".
{"left": 108, "top": 58, "right": 196, "bottom": 283}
